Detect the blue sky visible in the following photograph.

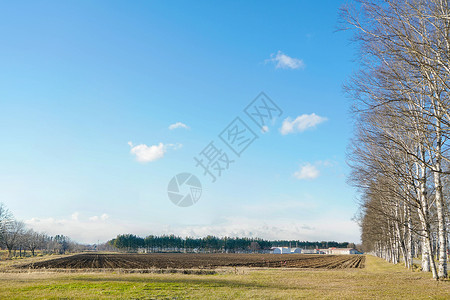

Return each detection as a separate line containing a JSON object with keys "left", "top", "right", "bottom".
{"left": 0, "top": 0, "right": 359, "bottom": 243}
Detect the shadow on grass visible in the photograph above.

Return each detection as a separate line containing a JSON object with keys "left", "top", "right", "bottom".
{"left": 66, "top": 274, "right": 302, "bottom": 291}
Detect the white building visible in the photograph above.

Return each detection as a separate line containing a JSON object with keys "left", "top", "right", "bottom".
{"left": 320, "top": 248, "right": 361, "bottom": 255}
{"left": 333, "top": 248, "right": 361, "bottom": 255}
{"left": 272, "top": 247, "right": 291, "bottom": 254}
{"left": 271, "top": 247, "right": 362, "bottom": 255}
{"left": 302, "top": 249, "right": 319, "bottom": 254}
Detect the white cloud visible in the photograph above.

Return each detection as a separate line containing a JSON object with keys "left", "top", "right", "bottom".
{"left": 316, "top": 160, "right": 336, "bottom": 168}
{"left": 242, "top": 200, "right": 315, "bottom": 214}
{"left": 294, "top": 163, "right": 320, "bottom": 180}
{"left": 167, "top": 216, "right": 359, "bottom": 243}
{"left": 89, "top": 213, "right": 109, "bottom": 222}
{"left": 128, "top": 142, "right": 165, "bottom": 162}
{"left": 261, "top": 125, "right": 269, "bottom": 133}
{"left": 71, "top": 212, "right": 79, "bottom": 221}
{"left": 25, "top": 213, "right": 126, "bottom": 244}
{"left": 166, "top": 143, "right": 183, "bottom": 150}
{"left": 25, "top": 209, "right": 359, "bottom": 244}
{"left": 169, "top": 122, "right": 190, "bottom": 130}
{"left": 128, "top": 141, "right": 181, "bottom": 163}
{"left": 280, "top": 113, "right": 327, "bottom": 135}
{"left": 266, "top": 51, "right": 305, "bottom": 69}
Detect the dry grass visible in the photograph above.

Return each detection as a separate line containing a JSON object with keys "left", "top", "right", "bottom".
{"left": 0, "top": 255, "right": 448, "bottom": 299}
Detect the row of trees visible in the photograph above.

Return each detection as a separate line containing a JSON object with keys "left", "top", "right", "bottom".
{"left": 342, "top": 0, "right": 450, "bottom": 279}
{"left": 107, "top": 234, "right": 353, "bottom": 253}
{"left": 0, "top": 203, "right": 80, "bottom": 257}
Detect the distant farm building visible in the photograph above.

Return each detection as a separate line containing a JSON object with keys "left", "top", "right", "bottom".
{"left": 301, "top": 249, "right": 319, "bottom": 254}
{"left": 320, "top": 248, "right": 362, "bottom": 255}
{"left": 271, "top": 247, "right": 362, "bottom": 255}
{"left": 272, "top": 247, "right": 303, "bottom": 254}
{"left": 272, "top": 247, "right": 291, "bottom": 254}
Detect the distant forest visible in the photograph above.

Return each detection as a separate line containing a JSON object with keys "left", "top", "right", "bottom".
{"left": 107, "top": 234, "right": 355, "bottom": 252}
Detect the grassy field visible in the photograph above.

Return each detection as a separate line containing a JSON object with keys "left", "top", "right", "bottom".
{"left": 0, "top": 255, "right": 448, "bottom": 299}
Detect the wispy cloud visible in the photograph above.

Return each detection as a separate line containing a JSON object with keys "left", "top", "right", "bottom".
{"left": 293, "top": 160, "right": 335, "bottom": 180}
{"left": 26, "top": 212, "right": 115, "bottom": 243}
{"left": 266, "top": 51, "right": 305, "bottom": 69}
{"left": 294, "top": 163, "right": 320, "bottom": 180}
{"left": 71, "top": 212, "right": 79, "bottom": 221}
{"left": 170, "top": 216, "right": 358, "bottom": 242}
{"left": 169, "top": 122, "right": 190, "bottom": 130}
{"left": 89, "top": 214, "right": 109, "bottom": 222}
{"left": 280, "top": 113, "right": 327, "bottom": 135}
{"left": 25, "top": 214, "right": 359, "bottom": 244}
{"left": 242, "top": 200, "right": 315, "bottom": 214}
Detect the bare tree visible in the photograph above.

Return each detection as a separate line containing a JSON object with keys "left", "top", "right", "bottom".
{"left": 23, "top": 229, "right": 45, "bottom": 256}
{"left": 0, "top": 220, "right": 25, "bottom": 257}
{"left": 342, "top": 0, "right": 450, "bottom": 279}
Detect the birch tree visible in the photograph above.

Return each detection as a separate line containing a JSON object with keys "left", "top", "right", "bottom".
{"left": 342, "top": 0, "right": 450, "bottom": 279}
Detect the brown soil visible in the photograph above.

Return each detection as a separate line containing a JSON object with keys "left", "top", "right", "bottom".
{"left": 17, "top": 253, "right": 365, "bottom": 270}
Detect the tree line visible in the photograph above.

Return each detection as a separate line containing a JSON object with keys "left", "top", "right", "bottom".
{"left": 342, "top": 0, "right": 450, "bottom": 279}
{"left": 0, "top": 203, "right": 83, "bottom": 257}
{"left": 107, "top": 234, "right": 353, "bottom": 253}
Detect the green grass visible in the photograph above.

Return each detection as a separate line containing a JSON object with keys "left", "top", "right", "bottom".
{"left": 0, "top": 255, "right": 448, "bottom": 299}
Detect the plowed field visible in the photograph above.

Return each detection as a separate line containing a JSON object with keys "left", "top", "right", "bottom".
{"left": 18, "top": 253, "right": 365, "bottom": 269}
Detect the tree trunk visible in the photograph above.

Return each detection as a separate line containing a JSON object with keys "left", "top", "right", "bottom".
{"left": 422, "top": 236, "right": 431, "bottom": 272}
{"left": 433, "top": 117, "right": 448, "bottom": 279}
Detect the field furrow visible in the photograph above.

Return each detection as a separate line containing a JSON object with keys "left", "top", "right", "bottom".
{"left": 17, "top": 253, "right": 366, "bottom": 270}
